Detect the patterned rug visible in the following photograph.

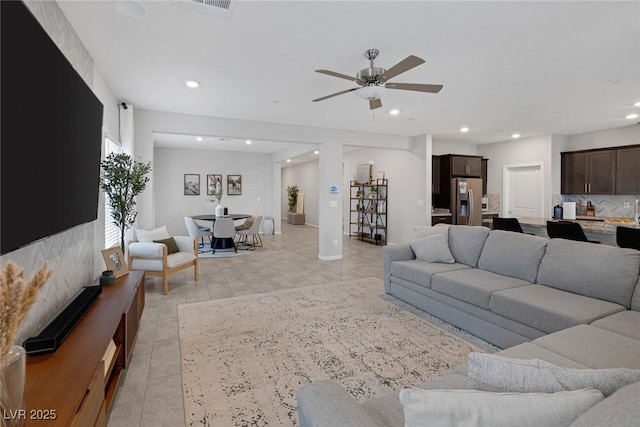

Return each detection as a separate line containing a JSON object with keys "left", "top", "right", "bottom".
{"left": 178, "top": 277, "right": 490, "bottom": 427}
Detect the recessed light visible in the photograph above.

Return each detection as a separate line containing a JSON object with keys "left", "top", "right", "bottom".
{"left": 245, "top": 140, "right": 252, "bottom": 145}
{"left": 634, "top": 101, "right": 640, "bottom": 107}
{"left": 314, "top": 150, "right": 319, "bottom": 155}
{"left": 195, "top": 136, "right": 203, "bottom": 141}
{"left": 286, "top": 159, "right": 291, "bottom": 163}
{"left": 185, "top": 80, "right": 200, "bottom": 88}
{"left": 625, "top": 113, "right": 639, "bottom": 119}
{"left": 460, "top": 127, "right": 469, "bottom": 133}
{"left": 389, "top": 109, "right": 400, "bottom": 116}
{"left": 512, "top": 133, "right": 521, "bottom": 139}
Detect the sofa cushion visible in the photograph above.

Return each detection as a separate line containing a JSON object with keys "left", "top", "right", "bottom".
{"left": 447, "top": 225, "right": 490, "bottom": 267}
{"left": 431, "top": 268, "right": 530, "bottom": 310}
{"left": 409, "top": 233, "right": 454, "bottom": 263}
{"left": 490, "top": 285, "right": 625, "bottom": 334}
{"left": 390, "top": 261, "right": 470, "bottom": 289}
{"left": 153, "top": 236, "right": 180, "bottom": 254}
{"left": 632, "top": 275, "right": 640, "bottom": 311}
{"left": 569, "top": 380, "right": 640, "bottom": 427}
{"left": 494, "top": 342, "right": 590, "bottom": 369}
{"left": 533, "top": 324, "right": 640, "bottom": 370}
{"left": 590, "top": 311, "right": 640, "bottom": 341}
{"left": 536, "top": 239, "right": 640, "bottom": 309}
{"left": 413, "top": 224, "right": 449, "bottom": 239}
{"left": 468, "top": 352, "right": 640, "bottom": 397}
{"left": 136, "top": 225, "right": 170, "bottom": 243}
{"left": 399, "top": 387, "right": 603, "bottom": 427}
{"left": 477, "top": 230, "right": 548, "bottom": 283}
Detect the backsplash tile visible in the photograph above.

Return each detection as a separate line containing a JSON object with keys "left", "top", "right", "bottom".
{"left": 555, "top": 194, "right": 640, "bottom": 218}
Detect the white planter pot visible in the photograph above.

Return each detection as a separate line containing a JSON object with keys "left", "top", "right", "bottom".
{"left": 215, "top": 205, "right": 225, "bottom": 217}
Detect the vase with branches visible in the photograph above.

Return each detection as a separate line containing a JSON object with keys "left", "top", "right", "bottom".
{"left": 100, "top": 152, "right": 152, "bottom": 251}
{"left": 287, "top": 185, "right": 299, "bottom": 213}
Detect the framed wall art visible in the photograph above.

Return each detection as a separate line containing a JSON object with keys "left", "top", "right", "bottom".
{"left": 227, "top": 175, "right": 242, "bottom": 195}
{"left": 184, "top": 174, "right": 200, "bottom": 195}
{"left": 356, "top": 164, "right": 372, "bottom": 184}
{"left": 101, "top": 246, "right": 129, "bottom": 278}
{"left": 207, "top": 174, "right": 222, "bottom": 195}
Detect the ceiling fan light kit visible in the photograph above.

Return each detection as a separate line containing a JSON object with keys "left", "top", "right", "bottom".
{"left": 314, "top": 48, "right": 443, "bottom": 110}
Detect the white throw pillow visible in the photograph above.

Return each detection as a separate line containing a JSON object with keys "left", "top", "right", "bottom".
{"left": 136, "top": 225, "right": 170, "bottom": 243}
{"left": 413, "top": 224, "right": 449, "bottom": 240}
{"left": 409, "top": 233, "right": 455, "bottom": 263}
{"left": 399, "top": 387, "right": 604, "bottom": 427}
{"left": 468, "top": 352, "right": 640, "bottom": 397}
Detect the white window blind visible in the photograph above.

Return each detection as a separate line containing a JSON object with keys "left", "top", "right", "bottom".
{"left": 104, "top": 138, "right": 122, "bottom": 249}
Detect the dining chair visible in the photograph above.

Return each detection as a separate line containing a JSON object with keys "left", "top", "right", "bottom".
{"left": 212, "top": 217, "right": 237, "bottom": 253}
{"left": 184, "top": 216, "right": 212, "bottom": 249}
{"left": 546, "top": 221, "right": 600, "bottom": 244}
{"left": 616, "top": 226, "right": 640, "bottom": 250}
{"left": 236, "top": 215, "right": 263, "bottom": 250}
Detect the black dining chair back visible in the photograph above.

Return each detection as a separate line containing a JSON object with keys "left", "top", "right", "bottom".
{"left": 492, "top": 217, "right": 524, "bottom": 233}
{"left": 546, "top": 221, "right": 600, "bottom": 244}
{"left": 616, "top": 226, "right": 640, "bottom": 250}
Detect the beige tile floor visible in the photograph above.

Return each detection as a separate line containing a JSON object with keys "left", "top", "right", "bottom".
{"left": 107, "top": 221, "right": 385, "bottom": 427}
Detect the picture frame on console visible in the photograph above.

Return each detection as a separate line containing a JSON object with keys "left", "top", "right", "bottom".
{"left": 227, "top": 174, "right": 242, "bottom": 195}
{"left": 184, "top": 174, "right": 200, "bottom": 195}
{"left": 102, "top": 247, "right": 129, "bottom": 278}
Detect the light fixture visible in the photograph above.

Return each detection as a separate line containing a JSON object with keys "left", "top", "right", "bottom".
{"left": 185, "top": 80, "right": 200, "bottom": 88}
{"left": 460, "top": 127, "right": 469, "bottom": 133}
{"left": 314, "top": 150, "right": 319, "bottom": 155}
{"left": 245, "top": 140, "right": 252, "bottom": 145}
{"left": 195, "top": 136, "right": 203, "bottom": 141}
{"left": 354, "top": 85, "right": 386, "bottom": 100}
{"left": 634, "top": 101, "right": 640, "bottom": 107}
{"left": 286, "top": 159, "right": 291, "bottom": 163}
{"left": 625, "top": 113, "right": 639, "bottom": 119}
{"left": 389, "top": 109, "right": 400, "bottom": 116}
{"left": 512, "top": 133, "right": 521, "bottom": 139}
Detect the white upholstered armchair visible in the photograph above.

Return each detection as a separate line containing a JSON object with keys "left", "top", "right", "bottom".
{"left": 127, "top": 225, "right": 199, "bottom": 295}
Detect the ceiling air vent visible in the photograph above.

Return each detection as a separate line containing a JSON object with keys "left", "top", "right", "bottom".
{"left": 173, "top": 0, "right": 235, "bottom": 18}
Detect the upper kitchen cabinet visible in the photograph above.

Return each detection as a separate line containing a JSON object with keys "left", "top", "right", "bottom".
{"left": 616, "top": 145, "right": 640, "bottom": 194}
{"left": 561, "top": 149, "right": 616, "bottom": 194}
{"left": 481, "top": 158, "right": 488, "bottom": 195}
{"left": 432, "top": 155, "right": 440, "bottom": 195}
{"left": 447, "top": 154, "right": 482, "bottom": 177}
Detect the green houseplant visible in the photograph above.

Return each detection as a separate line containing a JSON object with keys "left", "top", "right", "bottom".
{"left": 100, "top": 152, "right": 152, "bottom": 251}
{"left": 287, "top": 185, "right": 299, "bottom": 212}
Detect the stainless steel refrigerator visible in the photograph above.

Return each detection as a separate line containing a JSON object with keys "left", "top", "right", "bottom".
{"left": 451, "top": 178, "right": 483, "bottom": 226}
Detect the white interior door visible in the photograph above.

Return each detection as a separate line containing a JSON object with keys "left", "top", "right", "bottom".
{"left": 503, "top": 163, "right": 544, "bottom": 218}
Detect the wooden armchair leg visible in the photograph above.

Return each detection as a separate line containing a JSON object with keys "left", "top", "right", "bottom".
{"left": 163, "top": 271, "right": 169, "bottom": 295}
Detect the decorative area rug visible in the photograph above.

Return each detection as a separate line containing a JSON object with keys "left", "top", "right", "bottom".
{"left": 197, "top": 246, "right": 252, "bottom": 258}
{"left": 178, "top": 278, "right": 489, "bottom": 427}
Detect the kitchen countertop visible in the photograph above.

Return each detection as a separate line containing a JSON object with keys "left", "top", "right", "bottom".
{"left": 485, "top": 216, "right": 638, "bottom": 235}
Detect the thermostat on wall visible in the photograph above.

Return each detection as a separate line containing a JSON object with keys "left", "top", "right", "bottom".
{"left": 330, "top": 185, "right": 339, "bottom": 193}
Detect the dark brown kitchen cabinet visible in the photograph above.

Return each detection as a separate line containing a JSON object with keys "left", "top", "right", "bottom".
{"left": 432, "top": 156, "right": 440, "bottom": 194}
{"left": 481, "top": 158, "right": 488, "bottom": 195}
{"left": 561, "top": 149, "right": 615, "bottom": 194}
{"left": 616, "top": 146, "right": 640, "bottom": 194}
{"left": 449, "top": 155, "right": 482, "bottom": 177}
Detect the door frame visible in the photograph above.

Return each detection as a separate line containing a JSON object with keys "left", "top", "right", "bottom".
{"left": 502, "top": 162, "right": 545, "bottom": 218}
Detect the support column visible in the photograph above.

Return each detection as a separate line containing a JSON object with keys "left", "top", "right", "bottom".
{"left": 272, "top": 161, "right": 282, "bottom": 234}
{"left": 318, "top": 142, "right": 343, "bottom": 260}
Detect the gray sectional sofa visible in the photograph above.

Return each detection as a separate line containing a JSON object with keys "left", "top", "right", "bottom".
{"left": 297, "top": 226, "right": 640, "bottom": 426}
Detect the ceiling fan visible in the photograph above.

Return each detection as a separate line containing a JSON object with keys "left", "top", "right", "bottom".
{"left": 313, "top": 49, "right": 443, "bottom": 110}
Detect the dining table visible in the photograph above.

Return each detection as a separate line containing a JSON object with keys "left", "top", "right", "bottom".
{"left": 192, "top": 214, "right": 251, "bottom": 250}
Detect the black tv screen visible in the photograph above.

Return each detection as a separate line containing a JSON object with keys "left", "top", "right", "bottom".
{"left": 1, "top": 1, "right": 104, "bottom": 255}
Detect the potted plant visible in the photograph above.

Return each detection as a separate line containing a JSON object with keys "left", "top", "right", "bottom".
{"left": 287, "top": 185, "right": 299, "bottom": 212}
{"left": 100, "top": 152, "right": 152, "bottom": 251}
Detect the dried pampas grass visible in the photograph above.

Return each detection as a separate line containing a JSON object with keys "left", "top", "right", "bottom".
{"left": 0, "top": 261, "right": 52, "bottom": 361}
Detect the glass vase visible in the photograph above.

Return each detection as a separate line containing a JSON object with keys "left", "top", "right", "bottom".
{"left": 1, "top": 345, "right": 26, "bottom": 427}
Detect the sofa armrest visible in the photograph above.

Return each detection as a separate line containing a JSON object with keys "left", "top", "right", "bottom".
{"left": 382, "top": 244, "right": 415, "bottom": 293}
{"left": 297, "top": 380, "right": 382, "bottom": 427}
{"left": 173, "top": 235, "right": 197, "bottom": 253}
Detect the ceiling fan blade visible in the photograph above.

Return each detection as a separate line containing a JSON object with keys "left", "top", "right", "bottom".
{"left": 369, "top": 98, "right": 382, "bottom": 110}
{"left": 315, "top": 69, "right": 361, "bottom": 83}
{"left": 313, "top": 87, "right": 359, "bottom": 102}
{"left": 385, "top": 82, "right": 443, "bottom": 93}
{"left": 380, "top": 55, "right": 425, "bottom": 81}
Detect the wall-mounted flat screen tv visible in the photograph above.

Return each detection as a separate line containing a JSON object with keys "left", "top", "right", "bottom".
{"left": 1, "top": 1, "right": 104, "bottom": 255}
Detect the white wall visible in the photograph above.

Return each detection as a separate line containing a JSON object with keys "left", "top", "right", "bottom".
{"left": 564, "top": 125, "right": 640, "bottom": 151}
{"left": 281, "top": 160, "right": 320, "bottom": 226}
{"left": 343, "top": 147, "right": 428, "bottom": 245}
{"left": 433, "top": 141, "right": 478, "bottom": 156}
{"left": 477, "top": 135, "right": 553, "bottom": 216}
{"left": 153, "top": 148, "right": 273, "bottom": 235}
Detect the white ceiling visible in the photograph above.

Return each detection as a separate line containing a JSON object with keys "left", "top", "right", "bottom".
{"left": 57, "top": 0, "right": 640, "bottom": 156}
